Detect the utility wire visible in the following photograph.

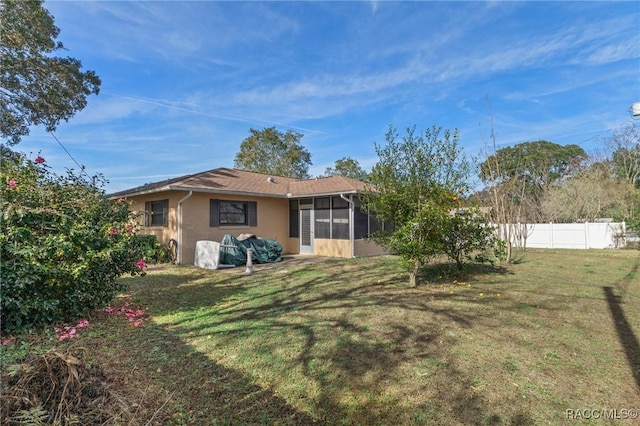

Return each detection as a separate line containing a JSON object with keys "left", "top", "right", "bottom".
{"left": 48, "top": 131, "right": 90, "bottom": 178}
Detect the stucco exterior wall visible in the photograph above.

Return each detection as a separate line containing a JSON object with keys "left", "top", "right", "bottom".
{"left": 128, "top": 192, "right": 182, "bottom": 248}
{"left": 313, "top": 238, "right": 351, "bottom": 258}
{"left": 181, "top": 192, "right": 292, "bottom": 265}
{"left": 285, "top": 237, "right": 300, "bottom": 254}
{"left": 128, "top": 191, "right": 294, "bottom": 265}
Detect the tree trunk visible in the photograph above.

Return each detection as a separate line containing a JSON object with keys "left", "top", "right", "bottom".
{"left": 408, "top": 272, "right": 417, "bottom": 288}
{"left": 455, "top": 256, "right": 464, "bottom": 271}
{"left": 408, "top": 259, "right": 420, "bottom": 287}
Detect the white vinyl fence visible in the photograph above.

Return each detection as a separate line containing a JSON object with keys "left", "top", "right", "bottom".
{"left": 497, "top": 222, "right": 627, "bottom": 249}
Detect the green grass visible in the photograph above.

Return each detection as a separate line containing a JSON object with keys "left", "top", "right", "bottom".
{"left": 3, "top": 250, "right": 640, "bottom": 425}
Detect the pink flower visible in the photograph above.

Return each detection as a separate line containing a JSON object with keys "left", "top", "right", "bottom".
{"left": 125, "top": 309, "right": 145, "bottom": 321}
{"left": 136, "top": 259, "right": 147, "bottom": 270}
{"left": 35, "top": 156, "right": 45, "bottom": 164}
{"left": 102, "top": 302, "right": 146, "bottom": 327}
{"left": 52, "top": 319, "right": 90, "bottom": 341}
{"left": 57, "top": 326, "right": 77, "bottom": 341}
{"left": 7, "top": 179, "right": 17, "bottom": 188}
{"left": 109, "top": 227, "right": 118, "bottom": 235}
{"left": 126, "top": 224, "right": 134, "bottom": 233}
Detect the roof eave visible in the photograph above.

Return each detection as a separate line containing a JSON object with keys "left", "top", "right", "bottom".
{"left": 287, "top": 189, "right": 362, "bottom": 198}
{"left": 170, "top": 186, "right": 289, "bottom": 198}
{"left": 110, "top": 185, "right": 290, "bottom": 199}
{"left": 110, "top": 185, "right": 371, "bottom": 200}
{"left": 108, "top": 185, "right": 172, "bottom": 199}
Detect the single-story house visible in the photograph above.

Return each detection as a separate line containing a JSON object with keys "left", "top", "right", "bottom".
{"left": 109, "top": 168, "right": 386, "bottom": 265}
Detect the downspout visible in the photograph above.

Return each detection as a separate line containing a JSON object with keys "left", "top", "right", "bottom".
{"left": 340, "top": 193, "right": 355, "bottom": 258}
{"left": 176, "top": 191, "right": 193, "bottom": 264}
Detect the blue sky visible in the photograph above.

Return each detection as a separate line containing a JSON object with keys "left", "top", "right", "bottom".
{"left": 16, "top": 1, "right": 640, "bottom": 193}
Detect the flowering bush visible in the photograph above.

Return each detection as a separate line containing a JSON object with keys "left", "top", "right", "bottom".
{"left": 0, "top": 151, "right": 147, "bottom": 335}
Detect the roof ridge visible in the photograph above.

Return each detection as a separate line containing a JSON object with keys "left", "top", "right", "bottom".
{"left": 229, "top": 168, "right": 301, "bottom": 180}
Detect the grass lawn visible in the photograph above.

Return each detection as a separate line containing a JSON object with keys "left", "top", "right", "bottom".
{"left": 3, "top": 249, "right": 640, "bottom": 425}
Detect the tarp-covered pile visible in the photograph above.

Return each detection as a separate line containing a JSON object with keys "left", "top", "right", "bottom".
{"left": 219, "top": 234, "right": 283, "bottom": 266}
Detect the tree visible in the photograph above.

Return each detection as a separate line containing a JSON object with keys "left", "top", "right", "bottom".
{"left": 234, "top": 127, "right": 312, "bottom": 179}
{"left": 365, "top": 125, "right": 498, "bottom": 287}
{"left": 479, "top": 141, "right": 586, "bottom": 190}
{"left": 323, "top": 156, "right": 369, "bottom": 181}
{"left": 478, "top": 140, "right": 587, "bottom": 223}
{"left": 604, "top": 122, "right": 640, "bottom": 187}
{"left": 591, "top": 121, "right": 640, "bottom": 233}
{"left": 0, "top": 0, "right": 101, "bottom": 145}
{"left": 477, "top": 120, "right": 528, "bottom": 261}
{"left": 541, "top": 164, "right": 636, "bottom": 222}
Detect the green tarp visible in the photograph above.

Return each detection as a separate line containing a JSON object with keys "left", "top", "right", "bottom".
{"left": 219, "top": 234, "right": 283, "bottom": 266}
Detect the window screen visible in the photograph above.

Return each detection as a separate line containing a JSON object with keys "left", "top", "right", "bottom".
{"left": 210, "top": 199, "right": 257, "bottom": 227}
{"left": 145, "top": 199, "right": 168, "bottom": 227}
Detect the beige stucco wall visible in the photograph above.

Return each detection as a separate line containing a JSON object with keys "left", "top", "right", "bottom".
{"left": 285, "top": 237, "right": 300, "bottom": 254}
{"left": 313, "top": 239, "right": 385, "bottom": 258}
{"left": 128, "top": 191, "right": 294, "bottom": 265}
{"left": 313, "top": 238, "right": 351, "bottom": 258}
{"left": 128, "top": 192, "right": 182, "bottom": 248}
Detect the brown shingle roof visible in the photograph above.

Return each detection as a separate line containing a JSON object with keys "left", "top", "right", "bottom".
{"left": 109, "top": 168, "right": 370, "bottom": 199}
{"left": 288, "top": 175, "right": 369, "bottom": 197}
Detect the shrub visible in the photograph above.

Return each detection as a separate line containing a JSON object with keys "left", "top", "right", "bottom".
{"left": 133, "top": 234, "right": 173, "bottom": 264}
{"left": 439, "top": 208, "right": 505, "bottom": 269}
{"left": 1, "top": 152, "right": 146, "bottom": 335}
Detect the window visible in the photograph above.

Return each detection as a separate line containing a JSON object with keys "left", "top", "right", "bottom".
{"left": 210, "top": 199, "right": 257, "bottom": 227}
{"left": 331, "top": 196, "right": 349, "bottom": 209}
{"left": 332, "top": 208, "right": 349, "bottom": 239}
{"left": 315, "top": 210, "right": 330, "bottom": 238}
{"left": 314, "top": 197, "right": 331, "bottom": 238}
{"left": 221, "top": 202, "right": 248, "bottom": 225}
{"left": 145, "top": 200, "right": 168, "bottom": 227}
{"left": 331, "top": 197, "right": 349, "bottom": 240}
{"left": 353, "top": 196, "right": 385, "bottom": 239}
{"left": 312, "top": 196, "right": 351, "bottom": 240}
{"left": 289, "top": 200, "right": 299, "bottom": 238}
{"left": 314, "top": 197, "right": 330, "bottom": 209}
{"left": 354, "top": 198, "right": 369, "bottom": 239}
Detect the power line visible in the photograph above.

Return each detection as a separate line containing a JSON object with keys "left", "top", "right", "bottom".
{"left": 48, "top": 131, "right": 89, "bottom": 178}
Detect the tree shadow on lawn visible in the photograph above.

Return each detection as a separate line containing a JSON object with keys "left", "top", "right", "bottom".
{"left": 296, "top": 320, "right": 536, "bottom": 425}
{"left": 603, "top": 252, "right": 640, "bottom": 392}
{"left": 124, "top": 261, "right": 538, "bottom": 424}
{"left": 91, "top": 318, "right": 322, "bottom": 425}
{"left": 137, "top": 260, "right": 511, "bottom": 321}
{"left": 417, "top": 261, "right": 511, "bottom": 285}
{"left": 123, "top": 267, "right": 251, "bottom": 313}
